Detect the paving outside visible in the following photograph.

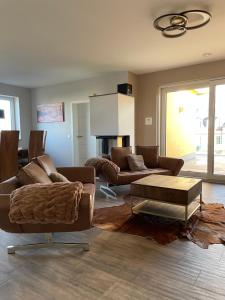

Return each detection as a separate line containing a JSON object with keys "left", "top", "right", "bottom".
{"left": 182, "top": 154, "right": 225, "bottom": 175}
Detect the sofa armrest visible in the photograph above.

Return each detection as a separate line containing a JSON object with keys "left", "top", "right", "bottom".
{"left": 0, "top": 194, "right": 10, "bottom": 211}
{"left": 158, "top": 156, "right": 184, "bottom": 176}
{"left": 79, "top": 192, "right": 95, "bottom": 226}
{"left": 101, "top": 161, "right": 119, "bottom": 184}
{"left": 57, "top": 167, "right": 95, "bottom": 184}
{"left": 0, "top": 177, "right": 19, "bottom": 194}
{"left": 0, "top": 194, "right": 22, "bottom": 233}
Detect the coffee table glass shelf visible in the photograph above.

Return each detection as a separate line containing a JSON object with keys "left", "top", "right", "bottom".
{"left": 130, "top": 175, "right": 202, "bottom": 225}
{"left": 132, "top": 199, "right": 200, "bottom": 221}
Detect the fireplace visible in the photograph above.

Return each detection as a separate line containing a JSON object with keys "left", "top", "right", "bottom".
{"left": 96, "top": 135, "right": 130, "bottom": 155}
{"left": 90, "top": 92, "right": 135, "bottom": 156}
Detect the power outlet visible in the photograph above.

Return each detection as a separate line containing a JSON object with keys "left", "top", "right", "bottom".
{"left": 145, "top": 117, "right": 152, "bottom": 125}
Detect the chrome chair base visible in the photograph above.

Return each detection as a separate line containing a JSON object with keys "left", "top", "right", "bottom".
{"left": 7, "top": 233, "right": 89, "bottom": 254}
{"left": 100, "top": 184, "right": 117, "bottom": 200}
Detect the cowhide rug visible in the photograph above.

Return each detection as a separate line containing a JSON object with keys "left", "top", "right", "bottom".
{"left": 93, "top": 197, "right": 225, "bottom": 249}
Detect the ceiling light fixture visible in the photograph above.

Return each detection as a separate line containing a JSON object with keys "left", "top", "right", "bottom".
{"left": 154, "top": 10, "right": 211, "bottom": 38}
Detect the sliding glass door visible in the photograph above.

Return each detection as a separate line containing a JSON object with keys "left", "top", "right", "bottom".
{"left": 160, "top": 80, "right": 225, "bottom": 181}
{"left": 214, "top": 84, "right": 225, "bottom": 176}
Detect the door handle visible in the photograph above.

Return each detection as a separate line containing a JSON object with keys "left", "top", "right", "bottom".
{"left": 77, "top": 135, "right": 83, "bottom": 138}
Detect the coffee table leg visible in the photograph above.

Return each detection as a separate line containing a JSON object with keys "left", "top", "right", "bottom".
{"left": 185, "top": 205, "right": 188, "bottom": 228}
{"left": 200, "top": 192, "right": 203, "bottom": 212}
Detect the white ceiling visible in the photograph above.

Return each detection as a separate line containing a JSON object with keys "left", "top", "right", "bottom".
{"left": 0, "top": 0, "right": 224, "bottom": 88}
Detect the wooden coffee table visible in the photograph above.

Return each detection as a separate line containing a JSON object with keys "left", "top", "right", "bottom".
{"left": 130, "top": 175, "right": 202, "bottom": 226}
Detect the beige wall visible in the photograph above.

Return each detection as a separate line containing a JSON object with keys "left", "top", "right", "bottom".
{"left": 137, "top": 59, "right": 225, "bottom": 146}
{"left": 31, "top": 72, "right": 129, "bottom": 166}
{"left": 128, "top": 72, "right": 138, "bottom": 143}
{"left": 166, "top": 91, "right": 196, "bottom": 158}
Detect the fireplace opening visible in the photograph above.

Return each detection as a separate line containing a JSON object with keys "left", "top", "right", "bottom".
{"left": 96, "top": 135, "right": 130, "bottom": 155}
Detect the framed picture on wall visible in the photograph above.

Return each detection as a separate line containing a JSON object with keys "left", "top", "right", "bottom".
{"left": 37, "top": 103, "right": 64, "bottom": 123}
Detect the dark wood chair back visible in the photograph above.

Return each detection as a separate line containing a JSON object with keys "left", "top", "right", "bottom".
{"left": 0, "top": 130, "right": 19, "bottom": 182}
{"left": 28, "top": 130, "right": 47, "bottom": 161}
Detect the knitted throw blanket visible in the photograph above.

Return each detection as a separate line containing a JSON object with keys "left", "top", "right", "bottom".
{"left": 9, "top": 182, "right": 83, "bottom": 224}
{"left": 85, "top": 157, "right": 120, "bottom": 176}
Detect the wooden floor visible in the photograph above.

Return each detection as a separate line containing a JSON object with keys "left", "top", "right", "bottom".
{"left": 0, "top": 182, "right": 225, "bottom": 299}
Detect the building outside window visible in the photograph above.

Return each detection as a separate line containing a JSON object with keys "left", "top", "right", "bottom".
{"left": 216, "top": 135, "right": 222, "bottom": 145}
{"left": 0, "top": 96, "right": 21, "bottom": 133}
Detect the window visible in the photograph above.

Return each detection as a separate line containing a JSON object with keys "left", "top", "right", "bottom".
{"left": 161, "top": 81, "right": 225, "bottom": 178}
{"left": 0, "top": 96, "right": 21, "bottom": 133}
{"left": 216, "top": 135, "right": 222, "bottom": 145}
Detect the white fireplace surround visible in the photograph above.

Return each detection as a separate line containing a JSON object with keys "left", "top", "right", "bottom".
{"left": 90, "top": 93, "right": 135, "bottom": 149}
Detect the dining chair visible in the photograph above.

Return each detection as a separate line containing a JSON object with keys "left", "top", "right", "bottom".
{"left": 28, "top": 130, "right": 47, "bottom": 162}
{"left": 0, "top": 130, "right": 19, "bottom": 182}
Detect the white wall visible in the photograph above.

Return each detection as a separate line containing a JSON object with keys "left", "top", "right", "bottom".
{"left": 0, "top": 83, "right": 32, "bottom": 148}
{"left": 31, "top": 72, "right": 129, "bottom": 166}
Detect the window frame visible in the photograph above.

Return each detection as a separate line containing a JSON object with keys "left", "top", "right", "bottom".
{"left": 0, "top": 95, "right": 21, "bottom": 136}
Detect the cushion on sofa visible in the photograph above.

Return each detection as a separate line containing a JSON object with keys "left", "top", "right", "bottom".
{"left": 136, "top": 146, "right": 159, "bottom": 168}
{"left": 34, "top": 154, "right": 57, "bottom": 176}
{"left": 127, "top": 154, "right": 147, "bottom": 171}
{"left": 49, "top": 172, "right": 70, "bottom": 183}
{"left": 17, "top": 161, "right": 52, "bottom": 185}
{"left": 111, "top": 147, "right": 132, "bottom": 170}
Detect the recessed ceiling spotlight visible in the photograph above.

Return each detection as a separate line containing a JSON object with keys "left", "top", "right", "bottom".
{"left": 154, "top": 10, "right": 212, "bottom": 38}
{"left": 203, "top": 52, "right": 212, "bottom": 57}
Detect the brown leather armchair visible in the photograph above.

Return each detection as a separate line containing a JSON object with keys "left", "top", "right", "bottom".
{"left": 0, "top": 154, "right": 95, "bottom": 254}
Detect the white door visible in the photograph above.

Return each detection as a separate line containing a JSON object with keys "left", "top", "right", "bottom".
{"left": 72, "top": 102, "right": 96, "bottom": 166}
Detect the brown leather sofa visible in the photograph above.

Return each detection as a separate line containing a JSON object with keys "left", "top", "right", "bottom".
{"left": 100, "top": 146, "right": 184, "bottom": 186}
{"left": 0, "top": 154, "right": 95, "bottom": 253}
